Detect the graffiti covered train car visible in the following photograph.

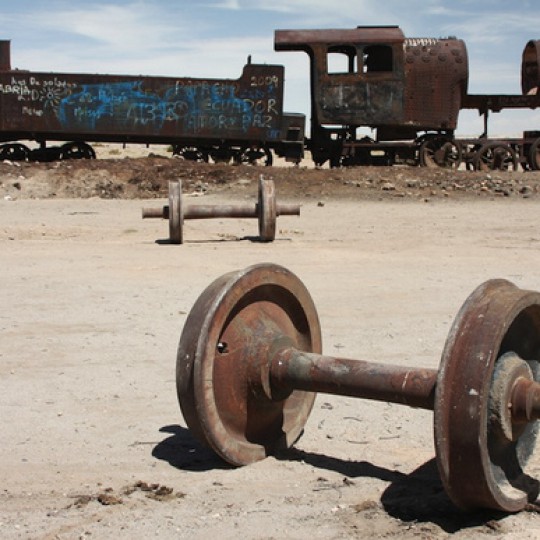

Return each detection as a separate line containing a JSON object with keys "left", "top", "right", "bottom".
{"left": 0, "top": 40, "right": 304, "bottom": 164}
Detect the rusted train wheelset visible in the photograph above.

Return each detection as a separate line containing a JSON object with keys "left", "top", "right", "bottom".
{"left": 176, "top": 263, "right": 540, "bottom": 513}
{"left": 142, "top": 177, "right": 299, "bottom": 244}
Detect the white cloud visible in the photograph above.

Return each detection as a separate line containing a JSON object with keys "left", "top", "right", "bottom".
{"left": 15, "top": 2, "right": 191, "bottom": 51}
{"left": 204, "top": 0, "right": 241, "bottom": 9}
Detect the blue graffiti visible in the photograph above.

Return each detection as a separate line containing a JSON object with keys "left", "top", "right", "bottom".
{"left": 55, "top": 79, "right": 277, "bottom": 135}
{"left": 58, "top": 81, "right": 162, "bottom": 130}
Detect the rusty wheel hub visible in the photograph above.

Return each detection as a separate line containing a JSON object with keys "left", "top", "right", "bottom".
{"left": 435, "top": 279, "right": 540, "bottom": 511}
{"left": 176, "top": 263, "right": 321, "bottom": 466}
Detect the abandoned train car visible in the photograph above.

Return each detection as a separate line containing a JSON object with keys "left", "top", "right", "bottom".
{"left": 0, "top": 40, "right": 305, "bottom": 164}
{"left": 1, "top": 27, "right": 540, "bottom": 170}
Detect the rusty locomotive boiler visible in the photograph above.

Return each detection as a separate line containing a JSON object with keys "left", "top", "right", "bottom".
{"left": 275, "top": 26, "right": 540, "bottom": 170}
{"left": 0, "top": 40, "right": 304, "bottom": 164}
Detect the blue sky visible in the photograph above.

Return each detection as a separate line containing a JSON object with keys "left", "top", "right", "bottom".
{"left": 2, "top": 0, "right": 540, "bottom": 136}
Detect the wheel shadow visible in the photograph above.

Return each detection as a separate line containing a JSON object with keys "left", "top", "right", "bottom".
{"left": 280, "top": 448, "right": 507, "bottom": 533}
{"left": 152, "top": 424, "right": 231, "bottom": 471}
{"left": 154, "top": 236, "right": 291, "bottom": 245}
{"left": 152, "top": 428, "right": 506, "bottom": 532}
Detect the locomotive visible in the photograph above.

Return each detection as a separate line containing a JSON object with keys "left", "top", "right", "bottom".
{"left": 275, "top": 26, "right": 540, "bottom": 170}
{"left": 0, "top": 26, "right": 539, "bottom": 170}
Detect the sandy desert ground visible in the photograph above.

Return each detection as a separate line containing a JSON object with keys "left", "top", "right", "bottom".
{"left": 3, "top": 147, "right": 540, "bottom": 538}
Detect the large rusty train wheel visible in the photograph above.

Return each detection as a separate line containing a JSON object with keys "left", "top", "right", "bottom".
{"left": 168, "top": 180, "right": 183, "bottom": 244}
{"left": 473, "top": 143, "right": 518, "bottom": 171}
{"left": 419, "top": 137, "right": 462, "bottom": 169}
{"left": 258, "top": 176, "right": 277, "bottom": 242}
{"left": 529, "top": 138, "right": 540, "bottom": 170}
{"left": 176, "top": 263, "right": 322, "bottom": 466}
{"left": 435, "top": 279, "right": 540, "bottom": 511}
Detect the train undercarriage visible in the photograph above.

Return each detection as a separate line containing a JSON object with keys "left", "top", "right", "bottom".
{"left": 2, "top": 132, "right": 539, "bottom": 172}
{"left": 0, "top": 140, "right": 281, "bottom": 166}
{"left": 0, "top": 140, "right": 96, "bottom": 162}
{"left": 171, "top": 143, "right": 274, "bottom": 166}
{"left": 312, "top": 130, "right": 540, "bottom": 171}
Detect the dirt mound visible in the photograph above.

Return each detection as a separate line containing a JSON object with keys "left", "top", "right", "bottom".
{"left": 1, "top": 154, "right": 540, "bottom": 202}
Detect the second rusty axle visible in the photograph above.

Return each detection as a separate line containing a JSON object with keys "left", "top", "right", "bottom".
{"left": 142, "top": 176, "right": 300, "bottom": 243}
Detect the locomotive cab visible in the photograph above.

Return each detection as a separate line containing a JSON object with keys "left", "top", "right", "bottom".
{"left": 275, "top": 26, "right": 406, "bottom": 131}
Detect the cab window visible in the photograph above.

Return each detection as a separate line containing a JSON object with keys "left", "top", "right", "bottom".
{"left": 363, "top": 45, "right": 393, "bottom": 73}
{"left": 327, "top": 45, "right": 358, "bottom": 75}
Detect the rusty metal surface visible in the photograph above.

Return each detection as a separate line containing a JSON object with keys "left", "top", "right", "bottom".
{"left": 176, "top": 263, "right": 322, "bottom": 466}
{"left": 522, "top": 40, "right": 540, "bottom": 95}
{"left": 435, "top": 279, "right": 540, "bottom": 512}
{"left": 511, "top": 374, "right": 540, "bottom": 424}
{"left": 177, "top": 262, "right": 540, "bottom": 509}
{"left": 142, "top": 175, "right": 300, "bottom": 244}
{"left": 275, "top": 26, "right": 405, "bottom": 49}
{"left": 0, "top": 40, "right": 10, "bottom": 71}
{"left": 275, "top": 27, "right": 467, "bottom": 130}
{"left": 258, "top": 176, "right": 276, "bottom": 241}
{"left": 403, "top": 38, "right": 468, "bottom": 130}
{"left": 168, "top": 180, "right": 183, "bottom": 244}
{"left": 274, "top": 26, "right": 469, "bottom": 167}
{"left": 461, "top": 93, "right": 540, "bottom": 113}
{"left": 0, "top": 41, "right": 288, "bottom": 148}
{"left": 168, "top": 201, "right": 299, "bottom": 220}
{"left": 142, "top": 177, "right": 298, "bottom": 243}
{"left": 270, "top": 349, "right": 437, "bottom": 409}
{"left": 277, "top": 28, "right": 406, "bottom": 127}
{"left": 448, "top": 40, "right": 540, "bottom": 113}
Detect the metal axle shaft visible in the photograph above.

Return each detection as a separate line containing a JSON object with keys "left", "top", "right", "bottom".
{"left": 269, "top": 346, "right": 540, "bottom": 420}
{"left": 142, "top": 202, "right": 300, "bottom": 220}
{"left": 270, "top": 347, "right": 438, "bottom": 410}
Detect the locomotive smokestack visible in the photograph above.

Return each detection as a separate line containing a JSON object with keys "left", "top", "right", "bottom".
{"left": 0, "top": 40, "right": 11, "bottom": 71}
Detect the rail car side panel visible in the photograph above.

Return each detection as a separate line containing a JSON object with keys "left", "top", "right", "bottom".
{"left": 0, "top": 64, "right": 285, "bottom": 144}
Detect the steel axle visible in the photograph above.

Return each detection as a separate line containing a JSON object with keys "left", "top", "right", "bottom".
{"left": 265, "top": 348, "right": 438, "bottom": 410}
{"left": 142, "top": 176, "right": 299, "bottom": 243}
{"left": 266, "top": 346, "right": 540, "bottom": 422}
{"left": 176, "top": 263, "right": 540, "bottom": 512}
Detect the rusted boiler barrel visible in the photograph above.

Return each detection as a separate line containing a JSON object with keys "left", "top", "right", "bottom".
{"left": 522, "top": 39, "right": 540, "bottom": 95}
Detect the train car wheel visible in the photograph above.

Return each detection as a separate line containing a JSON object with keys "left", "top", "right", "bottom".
{"left": 173, "top": 146, "right": 209, "bottom": 163}
{"left": 528, "top": 138, "right": 540, "bottom": 170}
{"left": 0, "top": 143, "right": 31, "bottom": 161}
{"left": 209, "top": 147, "right": 233, "bottom": 164}
{"left": 235, "top": 147, "right": 273, "bottom": 166}
{"left": 419, "top": 137, "right": 462, "bottom": 169}
{"left": 60, "top": 141, "right": 96, "bottom": 160}
{"left": 473, "top": 143, "right": 518, "bottom": 172}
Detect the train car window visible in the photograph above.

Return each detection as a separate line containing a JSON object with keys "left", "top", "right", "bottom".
{"left": 327, "top": 45, "right": 358, "bottom": 75}
{"left": 362, "top": 45, "right": 393, "bottom": 73}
